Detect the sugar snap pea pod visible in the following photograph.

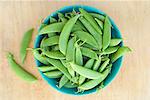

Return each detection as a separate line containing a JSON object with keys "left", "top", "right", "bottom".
{"left": 58, "top": 12, "right": 68, "bottom": 22}
{"left": 102, "top": 16, "right": 111, "bottom": 51}
{"left": 93, "top": 55, "right": 101, "bottom": 71}
{"left": 109, "top": 38, "right": 122, "bottom": 46}
{"left": 79, "top": 17, "right": 102, "bottom": 49}
{"left": 75, "top": 20, "right": 87, "bottom": 31}
{"left": 51, "top": 45, "right": 59, "bottom": 51}
{"left": 59, "top": 14, "right": 80, "bottom": 55}
{"left": 20, "top": 28, "right": 34, "bottom": 63}
{"left": 48, "top": 32, "right": 56, "bottom": 38}
{"left": 75, "top": 47, "right": 83, "bottom": 66}
{"left": 7, "top": 52, "right": 37, "bottom": 83}
{"left": 46, "top": 58, "right": 72, "bottom": 81}
{"left": 78, "top": 59, "right": 95, "bottom": 85}
{"left": 95, "top": 18, "right": 104, "bottom": 30}
{"left": 49, "top": 17, "right": 57, "bottom": 23}
{"left": 74, "top": 31, "right": 99, "bottom": 49}
{"left": 102, "top": 46, "right": 119, "bottom": 55}
{"left": 79, "top": 8, "right": 102, "bottom": 35}
{"left": 60, "top": 59, "right": 75, "bottom": 77}
{"left": 39, "top": 22, "right": 65, "bottom": 34}
{"left": 66, "top": 37, "right": 76, "bottom": 62}
{"left": 90, "top": 13, "right": 105, "bottom": 22}
{"left": 38, "top": 66, "right": 57, "bottom": 72}
{"left": 80, "top": 47, "right": 99, "bottom": 60}
{"left": 64, "top": 81, "right": 78, "bottom": 88}
{"left": 33, "top": 49, "right": 49, "bottom": 65}
{"left": 78, "top": 67, "right": 111, "bottom": 91}
{"left": 42, "top": 50, "right": 65, "bottom": 59}
{"left": 111, "top": 46, "right": 131, "bottom": 62}
{"left": 99, "top": 58, "right": 110, "bottom": 72}
{"left": 59, "top": 75, "right": 69, "bottom": 88}
{"left": 43, "top": 71, "right": 63, "bottom": 78}
{"left": 41, "top": 36, "right": 59, "bottom": 47}
{"left": 82, "top": 43, "right": 98, "bottom": 50}
{"left": 70, "top": 62, "right": 103, "bottom": 79}
{"left": 71, "top": 24, "right": 83, "bottom": 32}
{"left": 40, "top": 36, "right": 47, "bottom": 48}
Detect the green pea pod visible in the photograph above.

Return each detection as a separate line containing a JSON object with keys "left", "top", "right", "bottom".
{"left": 38, "top": 66, "right": 57, "bottom": 72}
{"left": 58, "top": 12, "right": 68, "bottom": 22}
{"left": 82, "top": 43, "right": 98, "bottom": 50}
{"left": 79, "top": 8, "right": 102, "bottom": 35}
{"left": 46, "top": 58, "right": 72, "bottom": 82}
{"left": 48, "top": 32, "right": 56, "bottom": 38}
{"left": 102, "top": 16, "right": 111, "bottom": 51}
{"left": 7, "top": 52, "right": 37, "bottom": 83}
{"left": 75, "top": 20, "right": 87, "bottom": 31}
{"left": 79, "top": 17, "right": 102, "bottom": 49}
{"left": 49, "top": 17, "right": 57, "bottom": 23}
{"left": 111, "top": 46, "right": 131, "bottom": 62}
{"left": 39, "top": 22, "right": 65, "bottom": 34}
{"left": 60, "top": 59, "right": 75, "bottom": 77}
{"left": 64, "top": 81, "right": 78, "bottom": 88}
{"left": 74, "top": 31, "right": 99, "bottom": 49}
{"left": 78, "top": 67, "right": 111, "bottom": 91}
{"left": 66, "top": 37, "right": 76, "bottom": 62}
{"left": 99, "top": 58, "right": 110, "bottom": 72}
{"left": 80, "top": 47, "right": 99, "bottom": 60}
{"left": 71, "top": 24, "right": 84, "bottom": 32}
{"left": 109, "top": 38, "right": 122, "bottom": 46}
{"left": 43, "top": 71, "right": 63, "bottom": 78}
{"left": 42, "top": 50, "right": 65, "bottom": 59}
{"left": 51, "top": 45, "right": 59, "bottom": 51}
{"left": 41, "top": 36, "right": 59, "bottom": 47}
{"left": 95, "top": 18, "right": 104, "bottom": 30}
{"left": 59, "top": 14, "right": 80, "bottom": 55}
{"left": 75, "top": 47, "right": 83, "bottom": 66}
{"left": 102, "top": 46, "right": 119, "bottom": 55}
{"left": 93, "top": 56, "right": 101, "bottom": 71}
{"left": 33, "top": 49, "right": 49, "bottom": 65}
{"left": 90, "top": 13, "right": 105, "bottom": 22}
{"left": 78, "top": 59, "right": 95, "bottom": 85}
{"left": 40, "top": 36, "right": 47, "bottom": 48}
{"left": 20, "top": 28, "right": 34, "bottom": 63}
{"left": 59, "top": 75, "right": 69, "bottom": 88}
{"left": 70, "top": 62, "right": 103, "bottom": 79}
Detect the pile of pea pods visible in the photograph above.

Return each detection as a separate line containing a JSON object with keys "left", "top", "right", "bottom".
{"left": 33, "top": 8, "right": 131, "bottom": 92}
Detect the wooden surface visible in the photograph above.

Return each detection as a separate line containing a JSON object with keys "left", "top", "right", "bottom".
{"left": 0, "top": 1, "right": 150, "bottom": 100}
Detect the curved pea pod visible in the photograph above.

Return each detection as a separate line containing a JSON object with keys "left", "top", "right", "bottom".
{"left": 78, "top": 59, "right": 95, "bottom": 85}
{"left": 75, "top": 47, "right": 83, "bottom": 66}
{"left": 43, "top": 71, "right": 63, "bottom": 78}
{"left": 48, "top": 32, "right": 56, "bottom": 38}
{"left": 102, "top": 16, "right": 112, "bottom": 51}
{"left": 102, "top": 46, "right": 119, "bottom": 55}
{"left": 71, "top": 24, "right": 84, "bottom": 32}
{"left": 60, "top": 59, "right": 75, "bottom": 77}
{"left": 42, "top": 50, "right": 65, "bottom": 59}
{"left": 58, "top": 12, "right": 68, "bottom": 22}
{"left": 38, "top": 66, "right": 57, "bottom": 72}
{"left": 78, "top": 67, "right": 111, "bottom": 91}
{"left": 90, "top": 13, "right": 105, "bottom": 22}
{"left": 79, "top": 8, "right": 102, "bottom": 35}
{"left": 79, "top": 17, "right": 102, "bottom": 49}
{"left": 111, "top": 46, "right": 131, "bottom": 62}
{"left": 33, "top": 49, "right": 49, "bottom": 65}
{"left": 99, "top": 58, "right": 110, "bottom": 72}
{"left": 66, "top": 37, "right": 76, "bottom": 62}
{"left": 80, "top": 47, "right": 99, "bottom": 60}
{"left": 74, "top": 31, "right": 99, "bottom": 49}
{"left": 64, "top": 81, "right": 78, "bottom": 88}
{"left": 59, "top": 14, "right": 80, "bottom": 55}
{"left": 46, "top": 58, "right": 73, "bottom": 82}
{"left": 82, "top": 43, "right": 98, "bottom": 50}
{"left": 40, "top": 36, "right": 59, "bottom": 47}
{"left": 70, "top": 62, "right": 103, "bottom": 79}
{"left": 7, "top": 52, "right": 37, "bottom": 83}
{"left": 93, "top": 56, "right": 101, "bottom": 71}
{"left": 95, "top": 18, "right": 104, "bottom": 30}
{"left": 49, "top": 17, "right": 57, "bottom": 23}
{"left": 20, "top": 28, "right": 34, "bottom": 63}
{"left": 59, "top": 75, "right": 69, "bottom": 88}
{"left": 75, "top": 20, "right": 87, "bottom": 31}
{"left": 39, "top": 22, "right": 65, "bottom": 34}
{"left": 109, "top": 38, "right": 122, "bottom": 46}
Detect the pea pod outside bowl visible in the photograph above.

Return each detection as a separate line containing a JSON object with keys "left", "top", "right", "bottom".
{"left": 34, "top": 5, "right": 123, "bottom": 96}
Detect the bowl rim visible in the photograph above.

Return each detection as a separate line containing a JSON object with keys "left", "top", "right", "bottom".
{"left": 34, "top": 5, "right": 123, "bottom": 96}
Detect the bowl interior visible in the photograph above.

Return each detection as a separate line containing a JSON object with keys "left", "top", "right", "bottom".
{"left": 34, "top": 5, "right": 123, "bottom": 96}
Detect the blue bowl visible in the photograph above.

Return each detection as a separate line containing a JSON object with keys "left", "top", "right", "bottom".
{"left": 34, "top": 5, "right": 123, "bottom": 96}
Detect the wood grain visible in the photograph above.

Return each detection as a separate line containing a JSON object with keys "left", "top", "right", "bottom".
{"left": 0, "top": 1, "right": 150, "bottom": 100}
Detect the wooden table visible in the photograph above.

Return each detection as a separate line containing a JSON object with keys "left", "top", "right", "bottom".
{"left": 0, "top": 1, "right": 150, "bottom": 100}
